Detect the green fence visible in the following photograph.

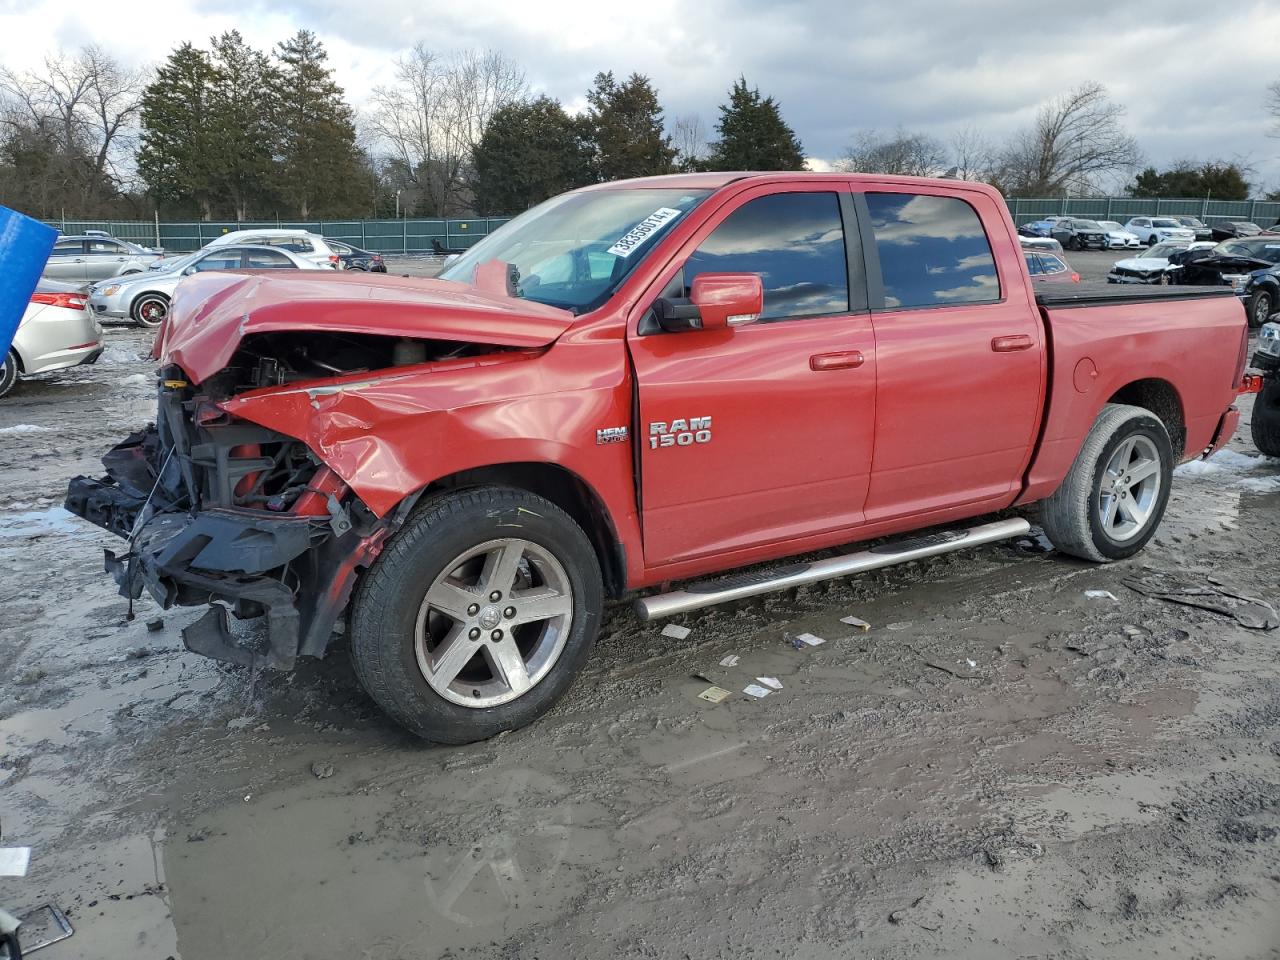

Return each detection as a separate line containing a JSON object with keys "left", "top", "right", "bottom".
{"left": 1004, "top": 197, "right": 1280, "bottom": 228}
{"left": 45, "top": 197, "right": 1280, "bottom": 253}
{"left": 45, "top": 217, "right": 513, "bottom": 254}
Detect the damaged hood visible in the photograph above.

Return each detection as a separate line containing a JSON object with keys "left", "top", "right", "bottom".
{"left": 157, "top": 270, "right": 577, "bottom": 384}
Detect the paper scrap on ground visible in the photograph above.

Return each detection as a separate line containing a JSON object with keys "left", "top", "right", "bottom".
{"left": 0, "top": 847, "right": 31, "bottom": 877}
{"left": 661, "top": 624, "right": 691, "bottom": 639}
{"left": 719, "top": 654, "right": 740, "bottom": 667}
{"left": 698, "top": 686, "right": 731, "bottom": 704}
{"left": 757, "top": 676, "right": 783, "bottom": 690}
{"left": 840, "top": 616, "right": 871, "bottom": 631}
{"left": 794, "top": 633, "right": 826, "bottom": 646}
{"left": 1085, "top": 590, "right": 1118, "bottom": 601}
{"left": 743, "top": 684, "right": 772, "bottom": 698}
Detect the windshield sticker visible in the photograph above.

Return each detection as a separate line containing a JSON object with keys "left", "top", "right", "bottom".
{"left": 607, "top": 207, "right": 683, "bottom": 258}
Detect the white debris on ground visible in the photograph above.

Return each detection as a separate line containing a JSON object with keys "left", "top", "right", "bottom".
{"left": 0, "top": 424, "right": 49, "bottom": 435}
{"left": 1176, "top": 449, "right": 1280, "bottom": 492}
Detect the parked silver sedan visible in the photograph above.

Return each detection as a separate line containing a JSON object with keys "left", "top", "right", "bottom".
{"left": 44, "top": 234, "right": 164, "bottom": 282}
{"left": 89, "top": 244, "right": 327, "bottom": 327}
{"left": 2, "top": 280, "right": 103, "bottom": 399}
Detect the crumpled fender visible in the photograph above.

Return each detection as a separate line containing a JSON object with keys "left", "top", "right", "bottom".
{"left": 220, "top": 341, "right": 635, "bottom": 522}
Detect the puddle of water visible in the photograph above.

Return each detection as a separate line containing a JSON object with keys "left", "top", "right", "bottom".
{"left": 163, "top": 767, "right": 610, "bottom": 960}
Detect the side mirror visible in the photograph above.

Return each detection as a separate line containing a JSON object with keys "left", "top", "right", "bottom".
{"left": 182, "top": 266, "right": 196, "bottom": 276}
{"left": 652, "top": 273, "right": 763, "bottom": 334}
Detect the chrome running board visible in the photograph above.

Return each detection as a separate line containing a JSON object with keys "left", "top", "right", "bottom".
{"left": 634, "top": 517, "right": 1031, "bottom": 621}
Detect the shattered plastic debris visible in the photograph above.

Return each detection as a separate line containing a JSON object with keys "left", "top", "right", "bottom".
{"left": 1123, "top": 573, "right": 1279, "bottom": 630}
{"left": 698, "top": 686, "right": 731, "bottom": 704}
{"left": 718, "top": 654, "right": 740, "bottom": 668}
{"left": 742, "top": 684, "right": 772, "bottom": 698}
{"left": 0, "top": 847, "right": 31, "bottom": 877}
{"left": 661, "top": 624, "right": 692, "bottom": 640}
{"left": 840, "top": 616, "right": 871, "bottom": 631}
{"left": 794, "top": 633, "right": 826, "bottom": 647}
{"left": 756, "top": 677, "right": 783, "bottom": 690}
{"left": 1085, "top": 590, "right": 1118, "bottom": 600}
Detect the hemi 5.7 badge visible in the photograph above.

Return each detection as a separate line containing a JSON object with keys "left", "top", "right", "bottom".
{"left": 649, "top": 416, "right": 711, "bottom": 449}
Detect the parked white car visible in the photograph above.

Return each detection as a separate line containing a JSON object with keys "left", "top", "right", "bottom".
{"left": 1123, "top": 217, "right": 1196, "bottom": 246}
{"left": 89, "top": 244, "right": 328, "bottom": 327}
{"left": 2, "top": 280, "right": 103, "bottom": 398}
{"left": 1019, "top": 234, "right": 1064, "bottom": 252}
{"left": 1106, "top": 240, "right": 1216, "bottom": 284}
{"left": 1097, "top": 221, "right": 1143, "bottom": 249}
{"left": 204, "top": 229, "right": 339, "bottom": 269}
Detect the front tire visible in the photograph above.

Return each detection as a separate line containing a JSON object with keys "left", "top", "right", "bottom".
{"left": 131, "top": 292, "right": 169, "bottom": 328}
{"left": 1248, "top": 289, "right": 1274, "bottom": 329}
{"left": 350, "top": 487, "right": 603, "bottom": 744}
{"left": 1041, "top": 404, "right": 1174, "bottom": 562}
{"left": 1252, "top": 379, "right": 1280, "bottom": 458}
{"left": 0, "top": 350, "right": 18, "bottom": 399}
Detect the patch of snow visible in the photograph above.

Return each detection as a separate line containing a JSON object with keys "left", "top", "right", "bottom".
{"left": 119, "top": 373, "right": 151, "bottom": 385}
{"left": 0, "top": 507, "right": 82, "bottom": 539}
{"left": 1176, "top": 449, "right": 1280, "bottom": 492}
{"left": 0, "top": 424, "right": 48, "bottom": 435}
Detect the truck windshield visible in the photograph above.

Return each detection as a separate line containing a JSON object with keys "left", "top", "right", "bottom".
{"left": 440, "top": 188, "right": 711, "bottom": 313}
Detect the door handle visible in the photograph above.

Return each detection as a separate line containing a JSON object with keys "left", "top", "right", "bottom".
{"left": 991, "top": 334, "right": 1034, "bottom": 353}
{"left": 810, "top": 350, "right": 865, "bottom": 371}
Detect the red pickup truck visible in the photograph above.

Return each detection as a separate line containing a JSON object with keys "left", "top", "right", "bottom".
{"left": 67, "top": 173, "right": 1247, "bottom": 743}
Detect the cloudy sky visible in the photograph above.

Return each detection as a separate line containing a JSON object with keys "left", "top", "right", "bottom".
{"left": 3, "top": 0, "right": 1279, "bottom": 190}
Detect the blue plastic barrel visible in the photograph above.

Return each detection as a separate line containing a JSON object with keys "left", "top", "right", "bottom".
{"left": 0, "top": 205, "right": 57, "bottom": 357}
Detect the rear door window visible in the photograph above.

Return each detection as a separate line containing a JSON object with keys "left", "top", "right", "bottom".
{"left": 245, "top": 249, "right": 295, "bottom": 268}
{"left": 1040, "top": 255, "right": 1067, "bottom": 274}
{"left": 684, "top": 191, "right": 849, "bottom": 322}
{"left": 865, "top": 192, "right": 1000, "bottom": 308}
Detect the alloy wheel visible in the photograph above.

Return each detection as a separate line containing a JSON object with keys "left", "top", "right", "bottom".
{"left": 1097, "top": 435, "right": 1162, "bottom": 542}
{"left": 414, "top": 538, "right": 574, "bottom": 707}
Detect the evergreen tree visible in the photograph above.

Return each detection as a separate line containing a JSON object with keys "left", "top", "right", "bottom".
{"left": 471, "top": 96, "right": 593, "bottom": 214}
{"left": 138, "top": 43, "right": 220, "bottom": 218}
{"left": 706, "top": 77, "right": 806, "bottom": 172}
{"left": 1129, "top": 161, "right": 1250, "bottom": 200}
{"left": 585, "top": 72, "right": 676, "bottom": 181}
{"left": 272, "top": 30, "right": 365, "bottom": 218}
{"left": 207, "top": 31, "right": 278, "bottom": 220}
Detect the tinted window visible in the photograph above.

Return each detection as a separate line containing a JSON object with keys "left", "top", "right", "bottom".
{"left": 87, "top": 240, "right": 123, "bottom": 254}
{"left": 866, "top": 192, "right": 999, "bottom": 308}
{"left": 193, "top": 251, "right": 242, "bottom": 272}
{"left": 327, "top": 241, "right": 352, "bottom": 256}
{"left": 684, "top": 192, "right": 848, "bottom": 322}
{"left": 1041, "top": 255, "right": 1067, "bottom": 273}
{"left": 246, "top": 249, "right": 294, "bottom": 268}
{"left": 52, "top": 239, "right": 82, "bottom": 255}
{"left": 1025, "top": 254, "right": 1044, "bottom": 276}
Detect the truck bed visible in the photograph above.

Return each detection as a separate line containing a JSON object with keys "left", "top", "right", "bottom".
{"left": 1035, "top": 283, "right": 1236, "bottom": 309}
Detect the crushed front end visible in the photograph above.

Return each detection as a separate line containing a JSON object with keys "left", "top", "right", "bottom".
{"left": 65, "top": 350, "right": 413, "bottom": 671}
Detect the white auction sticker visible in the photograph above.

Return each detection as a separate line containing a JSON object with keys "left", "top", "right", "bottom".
{"left": 607, "top": 207, "right": 683, "bottom": 258}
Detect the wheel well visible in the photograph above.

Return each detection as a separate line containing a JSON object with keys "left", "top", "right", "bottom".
{"left": 8, "top": 345, "right": 24, "bottom": 373}
{"left": 422, "top": 463, "right": 627, "bottom": 599}
{"left": 1107, "top": 378, "right": 1185, "bottom": 457}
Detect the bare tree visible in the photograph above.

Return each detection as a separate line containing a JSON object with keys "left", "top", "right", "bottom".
{"left": 670, "top": 113, "right": 708, "bottom": 172}
{"left": 949, "top": 125, "right": 994, "bottom": 182}
{"left": 991, "top": 82, "right": 1141, "bottom": 197}
{"left": 367, "top": 45, "right": 527, "bottom": 216}
{"left": 838, "top": 127, "right": 948, "bottom": 177}
{"left": 1268, "top": 79, "right": 1280, "bottom": 138}
{"left": 0, "top": 45, "right": 144, "bottom": 203}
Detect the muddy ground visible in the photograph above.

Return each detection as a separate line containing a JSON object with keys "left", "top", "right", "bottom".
{"left": 2, "top": 305, "right": 1279, "bottom": 959}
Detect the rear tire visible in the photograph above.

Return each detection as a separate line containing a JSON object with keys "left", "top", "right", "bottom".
{"left": 1040, "top": 404, "right": 1174, "bottom": 562}
{"left": 1251, "top": 379, "right": 1280, "bottom": 458}
{"left": 0, "top": 350, "right": 18, "bottom": 399}
{"left": 350, "top": 486, "right": 603, "bottom": 744}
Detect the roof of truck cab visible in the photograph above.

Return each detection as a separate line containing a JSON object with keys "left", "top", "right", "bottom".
{"left": 575, "top": 171, "right": 1000, "bottom": 192}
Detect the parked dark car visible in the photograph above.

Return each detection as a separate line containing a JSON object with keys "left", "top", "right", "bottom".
{"left": 1173, "top": 216, "right": 1214, "bottom": 242}
{"left": 1168, "top": 236, "right": 1280, "bottom": 324}
{"left": 325, "top": 239, "right": 387, "bottom": 272}
{"left": 1210, "top": 221, "right": 1263, "bottom": 242}
{"left": 1024, "top": 250, "right": 1080, "bottom": 284}
{"left": 1243, "top": 266, "right": 1280, "bottom": 328}
{"left": 1050, "top": 218, "right": 1108, "bottom": 250}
